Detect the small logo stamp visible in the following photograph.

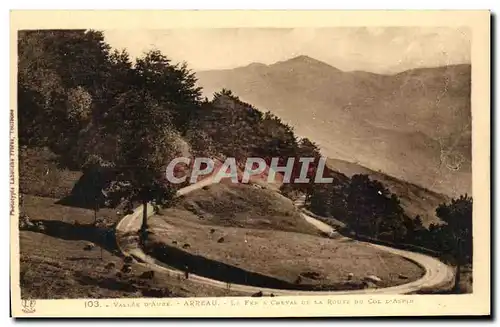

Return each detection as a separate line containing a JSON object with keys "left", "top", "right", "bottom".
{"left": 21, "top": 299, "right": 36, "bottom": 314}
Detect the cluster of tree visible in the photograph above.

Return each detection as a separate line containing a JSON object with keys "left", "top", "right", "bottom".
{"left": 18, "top": 30, "right": 200, "bottom": 234}
{"left": 189, "top": 89, "right": 322, "bottom": 164}
{"left": 308, "top": 174, "right": 408, "bottom": 242}
{"left": 18, "top": 30, "right": 324, "bottom": 236}
{"left": 307, "top": 176, "right": 472, "bottom": 291}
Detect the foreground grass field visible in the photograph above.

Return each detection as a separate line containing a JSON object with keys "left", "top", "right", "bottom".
{"left": 146, "top": 184, "right": 425, "bottom": 291}
{"left": 19, "top": 195, "right": 243, "bottom": 299}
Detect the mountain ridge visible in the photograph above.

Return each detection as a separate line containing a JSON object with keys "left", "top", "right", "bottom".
{"left": 196, "top": 55, "right": 472, "bottom": 197}
{"left": 198, "top": 55, "right": 471, "bottom": 76}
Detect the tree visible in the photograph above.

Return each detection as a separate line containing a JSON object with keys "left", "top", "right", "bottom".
{"left": 345, "top": 175, "right": 375, "bottom": 237}
{"left": 66, "top": 86, "right": 92, "bottom": 122}
{"left": 134, "top": 50, "right": 202, "bottom": 134}
{"left": 295, "top": 138, "right": 321, "bottom": 200}
{"left": 380, "top": 193, "right": 407, "bottom": 242}
{"left": 18, "top": 29, "right": 113, "bottom": 167}
{"left": 309, "top": 184, "right": 333, "bottom": 216}
{"left": 111, "top": 90, "right": 182, "bottom": 240}
{"left": 436, "top": 194, "right": 473, "bottom": 292}
{"left": 344, "top": 174, "right": 407, "bottom": 239}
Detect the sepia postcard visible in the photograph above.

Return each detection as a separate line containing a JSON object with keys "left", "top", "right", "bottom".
{"left": 10, "top": 10, "right": 490, "bottom": 318}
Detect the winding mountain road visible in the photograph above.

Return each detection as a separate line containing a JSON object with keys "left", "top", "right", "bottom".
{"left": 115, "top": 179, "right": 454, "bottom": 295}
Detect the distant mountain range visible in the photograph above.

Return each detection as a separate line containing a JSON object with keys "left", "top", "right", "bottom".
{"left": 196, "top": 55, "right": 471, "bottom": 197}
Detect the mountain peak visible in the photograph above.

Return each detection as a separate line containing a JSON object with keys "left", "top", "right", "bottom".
{"left": 288, "top": 55, "right": 319, "bottom": 62}
{"left": 273, "top": 55, "right": 342, "bottom": 72}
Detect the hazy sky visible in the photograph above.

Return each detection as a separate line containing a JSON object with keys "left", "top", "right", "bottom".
{"left": 103, "top": 27, "right": 470, "bottom": 74}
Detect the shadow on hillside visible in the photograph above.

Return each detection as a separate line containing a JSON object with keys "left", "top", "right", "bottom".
{"left": 55, "top": 170, "right": 102, "bottom": 209}
{"left": 56, "top": 167, "right": 120, "bottom": 210}
{"left": 56, "top": 196, "right": 97, "bottom": 210}
{"left": 146, "top": 241, "right": 366, "bottom": 292}
{"left": 27, "top": 219, "right": 120, "bottom": 255}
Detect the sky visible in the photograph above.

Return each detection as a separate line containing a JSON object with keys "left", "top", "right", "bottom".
{"left": 103, "top": 27, "right": 471, "bottom": 74}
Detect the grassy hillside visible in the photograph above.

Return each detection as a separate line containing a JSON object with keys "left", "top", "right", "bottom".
{"left": 173, "top": 183, "right": 320, "bottom": 235}
{"left": 146, "top": 208, "right": 424, "bottom": 290}
{"left": 19, "top": 195, "right": 242, "bottom": 298}
{"left": 196, "top": 56, "right": 471, "bottom": 197}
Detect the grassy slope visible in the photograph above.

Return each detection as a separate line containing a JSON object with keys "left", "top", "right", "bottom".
{"left": 148, "top": 214, "right": 424, "bottom": 289}
{"left": 18, "top": 148, "right": 242, "bottom": 298}
{"left": 173, "top": 183, "right": 321, "bottom": 235}
{"left": 326, "top": 158, "right": 449, "bottom": 227}
{"left": 19, "top": 195, "right": 242, "bottom": 299}
{"left": 147, "top": 183, "right": 424, "bottom": 290}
